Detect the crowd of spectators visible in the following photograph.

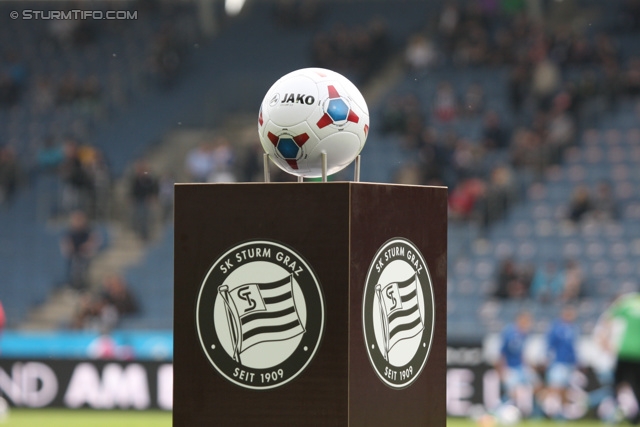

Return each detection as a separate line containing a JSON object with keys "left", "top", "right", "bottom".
{"left": 377, "top": 0, "right": 640, "bottom": 310}
{"left": 0, "top": 2, "right": 202, "bottom": 333}
{"left": 382, "top": 0, "right": 640, "bottom": 232}
{"left": 566, "top": 180, "right": 620, "bottom": 223}
{"left": 0, "top": 0, "right": 198, "bottom": 212}
{"left": 272, "top": 0, "right": 322, "bottom": 29}
{"left": 71, "top": 273, "right": 140, "bottom": 331}
{"left": 59, "top": 210, "right": 102, "bottom": 291}
{"left": 386, "top": 105, "right": 520, "bottom": 229}
{"left": 3, "top": 0, "right": 640, "bottom": 333}
{"left": 185, "top": 137, "right": 237, "bottom": 183}
{"left": 486, "top": 177, "right": 623, "bottom": 302}
{"left": 311, "top": 18, "right": 392, "bottom": 84}
{"left": 33, "top": 136, "right": 112, "bottom": 219}
{"left": 493, "top": 256, "right": 584, "bottom": 302}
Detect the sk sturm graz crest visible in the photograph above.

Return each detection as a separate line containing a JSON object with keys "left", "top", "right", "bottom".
{"left": 196, "top": 240, "right": 325, "bottom": 390}
{"left": 362, "top": 237, "right": 435, "bottom": 389}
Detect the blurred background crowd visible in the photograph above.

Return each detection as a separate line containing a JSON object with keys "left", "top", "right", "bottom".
{"left": 0, "top": 0, "right": 639, "bottom": 420}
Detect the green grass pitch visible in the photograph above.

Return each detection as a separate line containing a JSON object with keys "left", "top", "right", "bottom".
{"left": 1, "top": 409, "right": 171, "bottom": 427}
{"left": 0, "top": 411, "right": 612, "bottom": 426}
{"left": 447, "top": 419, "right": 609, "bottom": 427}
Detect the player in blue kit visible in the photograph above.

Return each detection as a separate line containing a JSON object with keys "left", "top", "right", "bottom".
{"left": 542, "top": 306, "right": 579, "bottom": 418}
{"left": 497, "top": 311, "right": 540, "bottom": 416}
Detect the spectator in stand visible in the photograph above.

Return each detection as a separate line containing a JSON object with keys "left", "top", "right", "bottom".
{"left": 77, "top": 74, "right": 103, "bottom": 114}
{"left": 4, "top": 50, "right": 26, "bottom": 91}
{"left": 0, "top": 146, "right": 22, "bottom": 206}
{"left": 60, "top": 210, "right": 101, "bottom": 291}
{"left": 567, "top": 185, "right": 593, "bottom": 223}
{"left": 35, "top": 137, "right": 65, "bottom": 217}
{"left": 592, "top": 180, "right": 620, "bottom": 221}
{"left": 84, "top": 149, "right": 111, "bottom": 220}
{"left": 0, "top": 72, "right": 21, "bottom": 108}
{"left": 71, "top": 292, "right": 117, "bottom": 331}
{"left": 433, "top": 81, "right": 458, "bottom": 123}
{"left": 493, "top": 257, "right": 530, "bottom": 299}
{"left": 417, "top": 127, "right": 455, "bottom": 187}
{"left": 602, "top": 60, "right": 622, "bottom": 112}
{"left": 623, "top": 57, "right": 640, "bottom": 96}
{"left": 477, "top": 166, "right": 517, "bottom": 229}
{"left": 530, "top": 260, "right": 565, "bottom": 302}
{"left": 158, "top": 173, "right": 175, "bottom": 223}
{"left": 448, "top": 177, "right": 486, "bottom": 221}
{"left": 150, "top": 28, "right": 183, "bottom": 89}
{"left": 461, "top": 82, "right": 485, "bottom": 117}
{"left": 380, "top": 93, "right": 424, "bottom": 137}
{"left": 311, "top": 20, "right": 389, "bottom": 83}
{"left": 394, "top": 161, "right": 423, "bottom": 185}
{"left": 100, "top": 274, "right": 140, "bottom": 318}
{"left": 438, "top": 2, "right": 460, "bottom": 55}
{"left": 593, "top": 33, "right": 619, "bottom": 65}
{"left": 567, "top": 35, "right": 594, "bottom": 65}
{"left": 32, "top": 77, "right": 55, "bottom": 113}
{"left": 451, "top": 3, "right": 490, "bottom": 66}
{"left": 405, "top": 34, "right": 438, "bottom": 71}
{"left": 49, "top": 13, "right": 81, "bottom": 48}
{"left": 71, "top": 274, "right": 139, "bottom": 331}
{"left": 621, "top": 0, "right": 640, "bottom": 32}
{"left": 508, "top": 63, "right": 530, "bottom": 114}
{"left": 273, "top": 0, "right": 321, "bottom": 28}
{"left": 452, "top": 137, "right": 483, "bottom": 180}
{"left": 531, "top": 55, "right": 561, "bottom": 112}
{"left": 129, "top": 160, "right": 159, "bottom": 241}
{"left": 185, "top": 142, "right": 214, "bottom": 183}
{"left": 56, "top": 72, "right": 82, "bottom": 105}
{"left": 541, "top": 306, "right": 579, "bottom": 419}
{"left": 561, "top": 259, "right": 583, "bottom": 301}
{"left": 241, "top": 144, "right": 265, "bottom": 183}
{"left": 59, "top": 138, "right": 94, "bottom": 214}
{"left": 481, "top": 110, "right": 510, "bottom": 150}
{"left": 546, "top": 92, "right": 576, "bottom": 163}
{"left": 208, "top": 137, "right": 236, "bottom": 182}
{"left": 35, "top": 136, "right": 65, "bottom": 176}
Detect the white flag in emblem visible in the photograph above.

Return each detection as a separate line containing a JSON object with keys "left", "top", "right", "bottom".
{"left": 376, "top": 274, "right": 424, "bottom": 359}
{"left": 219, "top": 275, "right": 305, "bottom": 361}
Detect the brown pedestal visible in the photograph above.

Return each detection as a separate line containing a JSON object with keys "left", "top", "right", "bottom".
{"left": 173, "top": 182, "right": 447, "bottom": 426}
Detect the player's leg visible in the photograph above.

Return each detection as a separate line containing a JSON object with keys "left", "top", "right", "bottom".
{"left": 629, "top": 360, "right": 640, "bottom": 425}
{"left": 543, "top": 363, "right": 570, "bottom": 418}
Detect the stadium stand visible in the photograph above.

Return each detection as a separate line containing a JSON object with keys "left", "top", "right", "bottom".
{"left": 0, "top": 0, "right": 202, "bottom": 327}
{"left": 0, "top": 0, "right": 434, "bottom": 329}
{"left": 1, "top": 0, "right": 639, "bottom": 349}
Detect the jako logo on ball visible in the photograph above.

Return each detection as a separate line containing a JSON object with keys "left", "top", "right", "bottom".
{"left": 195, "top": 239, "right": 325, "bottom": 390}
{"left": 362, "top": 237, "right": 435, "bottom": 389}
{"left": 258, "top": 68, "right": 369, "bottom": 178}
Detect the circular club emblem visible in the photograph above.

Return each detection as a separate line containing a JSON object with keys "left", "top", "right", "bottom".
{"left": 196, "top": 240, "right": 325, "bottom": 390}
{"left": 362, "top": 237, "right": 435, "bottom": 389}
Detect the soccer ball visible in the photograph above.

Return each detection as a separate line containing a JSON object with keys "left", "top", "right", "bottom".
{"left": 494, "top": 404, "right": 522, "bottom": 426}
{"left": 258, "top": 68, "right": 369, "bottom": 178}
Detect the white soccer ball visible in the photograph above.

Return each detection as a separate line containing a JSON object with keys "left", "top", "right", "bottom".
{"left": 495, "top": 404, "right": 522, "bottom": 426}
{"left": 258, "top": 67, "right": 369, "bottom": 178}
